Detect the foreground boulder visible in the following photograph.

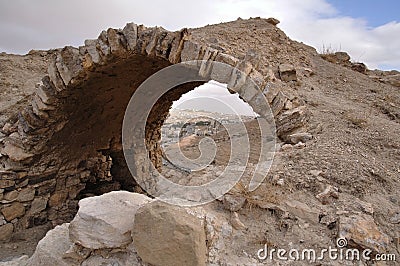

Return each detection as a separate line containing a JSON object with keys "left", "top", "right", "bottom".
{"left": 69, "top": 191, "right": 152, "bottom": 249}
{"left": 132, "top": 201, "right": 207, "bottom": 266}
{"left": 10, "top": 191, "right": 208, "bottom": 266}
{"left": 28, "top": 224, "right": 76, "bottom": 266}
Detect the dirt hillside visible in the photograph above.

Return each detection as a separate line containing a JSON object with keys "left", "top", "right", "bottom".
{"left": 0, "top": 18, "right": 399, "bottom": 264}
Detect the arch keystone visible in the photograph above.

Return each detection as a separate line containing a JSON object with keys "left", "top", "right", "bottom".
{"left": 55, "top": 46, "right": 83, "bottom": 86}
{"left": 107, "top": 28, "right": 127, "bottom": 55}
{"left": 122, "top": 22, "right": 138, "bottom": 51}
{"left": 168, "top": 28, "right": 189, "bottom": 64}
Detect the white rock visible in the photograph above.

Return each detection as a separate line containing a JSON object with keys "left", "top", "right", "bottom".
{"left": 0, "top": 255, "right": 29, "bottom": 266}
{"left": 28, "top": 224, "right": 78, "bottom": 266}
{"left": 287, "top": 132, "right": 313, "bottom": 144}
{"left": 390, "top": 212, "right": 400, "bottom": 224}
{"left": 230, "top": 212, "right": 247, "bottom": 230}
{"left": 69, "top": 191, "right": 152, "bottom": 249}
{"left": 222, "top": 194, "right": 246, "bottom": 211}
{"left": 132, "top": 201, "right": 207, "bottom": 266}
{"left": 283, "top": 200, "right": 320, "bottom": 223}
{"left": 316, "top": 185, "right": 339, "bottom": 204}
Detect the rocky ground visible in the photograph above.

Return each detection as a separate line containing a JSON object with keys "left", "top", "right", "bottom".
{"left": 0, "top": 51, "right": 54, "bottom": 126}
{"left": 0, "top": 18, "right": 399, "bottom": 265}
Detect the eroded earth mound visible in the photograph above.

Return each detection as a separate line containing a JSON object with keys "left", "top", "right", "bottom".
{"left": 0, "top": 18, "right": 399, "bottom": 265}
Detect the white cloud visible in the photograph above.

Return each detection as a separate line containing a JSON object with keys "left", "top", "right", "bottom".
{"left": 172, "top": 81, "right": 256, "bottom": 116}
{"left": 283, "top": 14, "right": 400, "bottom": 70}
{"left": 0, "top": 0, "right": 399, "bottom": 69}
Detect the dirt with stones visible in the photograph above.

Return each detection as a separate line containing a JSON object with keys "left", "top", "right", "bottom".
{"left": 0, "top": 18, "right": 399, "bottom": 264}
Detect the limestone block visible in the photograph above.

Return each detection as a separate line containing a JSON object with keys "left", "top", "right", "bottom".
{"left": 0, "top": 179, "right": 15, "bottom": 189}
{"left": 271, "top": 91, "right": 288, "bottom": 116}
{"left": 20, "top": 107, "right": 45, "bottom": 129}
{"left": 107, "top": 28, "right": 126, "bottom": 55}
{"left": 339, "top": 214, "right": 390, "bottom": 253}
{"left": 276, "top": 106, "right": 308, "bottom": 138}
{"left": 48, "top": 59, "right": 66, "bottom": 92}
{"left": 287, "top": 132, "right": 313, "bottom": 144}
{"left": 239, "top": 79, "right": 259, "bottom": 103}
{"left": 97, "top": 30, "right": 111, "bottom": 57}
{"left": 210, "top": 53, "right": 238, "bottom": 83}
{"left": 0, "top": 223, "right": 14, "bottom": 241}
{"left": 69, "top": 191, "right": 152, "bottom": 249}
{"left": 29, "top": 196, "right": 49, "bottom": 215}
{"left": 122, "top": 23, "right": 138, "bottom": 51}
{"left": 228, "top": 60, "right": 253, "bottom": 93}
{"left": 278, "top": 64, "right": 297, "bottom": 82}
{"left": 283, "top": 200, "right": 320, "bottom": 223}
{"left": 28, "top": 223, "right": 78, "bottom": 266}
{"left": 266, "top": 17, "right": 280, "bottom": 26}
{"left": 36, "top": 84, "right": 55, "bottom": 105}
{"left": 222, "top": 194, "right": 246, "bottom": 212}
{"left": 198, "top": 47, "right": 219, "bottom": 78}
{"left": 168, "top": 29, "right": 189, "bottom": 64}
{"left": 33, "top": 94, "right": 55, "bottom": 112}
{"left": 83, "top": 39, "right": 101, "bottom": 65}
{"left": 17, "top": 187, "right": 35, "bottom": 202}
{"left": 3, "top": 190, "right": 18, "bottom": 202}
{"left": 132, "top": 201, "right": 207, "bottom": 266}
{"left": 136, "top": 26, "right": 154, "bottom": 54}
{"left": 56, "top": 46, "right": 83, "bottom": 86}
{"left": 145, "top": 27, "right": 167, "bottom": 56}
{"left": 2, "top": 142, "right": 33, "bottom": 162}
{"left": 181, "top": 40, "right": 204, "bottom": 62}
{"left": 49, "top": 190, "right": 68, "bottom": 207}
{"left": 1, "top": 202, "right": 25, "bottom": 221}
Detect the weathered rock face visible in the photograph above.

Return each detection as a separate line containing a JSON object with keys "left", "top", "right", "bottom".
{"left": 28, "top": 223, "right": 76, "bottom": 266}
{"left": 368, "top": 69, "right": 400, "bottom": 88}
{"left": 1, "top": 202, "right": 25, "bottom": 222}
{"left": 339, "top": 214, "right": 390, "bottom": 253}
{"left": 69, "top": 191, "right": 152, "bottom": 249}
{"left": 132, "top": 201, "right": 207, "bottom": 266}
{"left": 221, "top": 194, "right": 246, "bottom": 212}
{"left": 265, "top": 17, "right": 280, "bottom": 26}
{"left": 278, "top": 64, "right": 297, "bottom": 82}
{"left": 0, "top": 223, "right": 14, "bottom": 241}
{"left": 6, "top": 191, "right": 207, "bottom": 266}
{"left": 320, "top": 51, "right": 373, "bottom": 75}
{"left": 0, "top": 255, "right": 29, "bottom": 266}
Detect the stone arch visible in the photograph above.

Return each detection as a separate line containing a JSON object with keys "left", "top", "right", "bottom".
{"left": 0, "top": 22, "right": 308, "bottom": 232}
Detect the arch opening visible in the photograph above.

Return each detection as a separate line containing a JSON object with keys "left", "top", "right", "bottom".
{"left": 156, "top": 80, "right": 267, "bottom": 190}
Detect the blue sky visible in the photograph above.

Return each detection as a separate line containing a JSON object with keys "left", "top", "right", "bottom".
{"left": 0, "top": 0, "right": 399, "bottom": 70}
{"left": 328, "top": 0, "right": 399, "bottom": 27}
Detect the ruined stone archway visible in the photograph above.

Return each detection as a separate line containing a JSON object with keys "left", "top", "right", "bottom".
{"left": 0, "top": 21, "right": 309, "bottom": 233}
